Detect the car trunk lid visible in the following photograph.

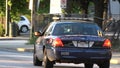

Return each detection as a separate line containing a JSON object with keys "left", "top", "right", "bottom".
{"left": 59, "top": 35, "right": 105, "bottom": 48}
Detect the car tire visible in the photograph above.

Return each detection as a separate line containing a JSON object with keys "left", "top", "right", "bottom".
{"left": 43, "top": 49, "right": 53, "bottom": 68}
{"left": 20, "top": 25, "right": 28, "bottom": 33}
{"left": 84, "top": 63, "right": 93, "bottom": 68}
{"left": 33, "top": 45, "right": 42, "bottom": 66}
{"left": 33, "top": 54, "right": 42, "bottom": 66}
{"left": 98, "top": 60, "right": 110, "bottom": 68}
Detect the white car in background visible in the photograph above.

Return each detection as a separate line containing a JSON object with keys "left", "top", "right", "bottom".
{"left": 17, "top": 16, "right": 31, "bottom": 33}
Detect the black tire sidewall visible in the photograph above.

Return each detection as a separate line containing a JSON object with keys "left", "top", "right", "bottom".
{"left": 84, "top": 63, "right": 93, "bottom": 68}
{"left": 98, "top": 60, "right": 110, "bottom": 68}
{"left": 33, "top": 45, "right": 42, "bottom": 66}
{"left": 43, "top": 49, "right": 53, "bottom": 68}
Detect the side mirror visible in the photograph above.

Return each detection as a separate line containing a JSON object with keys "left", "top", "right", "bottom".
{"left": 34, "top": 31, "right": 41, "bottom": 36}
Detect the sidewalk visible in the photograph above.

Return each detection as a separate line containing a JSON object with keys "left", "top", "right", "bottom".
{"left": 0, "top": 36, "right": 29, "bottom": 40}
{"left": 0, "top": 36, "right": 120, "bottom": 65}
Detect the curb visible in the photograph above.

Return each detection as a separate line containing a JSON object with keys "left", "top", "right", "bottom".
{"left": 0, "top": 47, "right": 34, "bottom": 53}
{"left": 17, "top": 48, "right": 33, "bottom": 52}
{"left": 110, "top": 59, "right": 120, "bottom": 64}
{"left": 0, "top": 36, "right": 29, "bottom": 40}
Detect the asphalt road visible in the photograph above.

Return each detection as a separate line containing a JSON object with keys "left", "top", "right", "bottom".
{"left": 0, "top": 31, "right": 120, "bottom": 68}
{"left": 0, "top": 50, "right": 85, "bottom": 68}
{"left": 0, "top": 50, "right": 39, "bottom": 68}
{"left": 0, "top": 50, "right": 120, "bottom": 68}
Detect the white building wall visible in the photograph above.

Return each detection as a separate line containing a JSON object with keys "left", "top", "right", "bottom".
{"left": 110, "top": 0, "right": 120, "bottom": 20}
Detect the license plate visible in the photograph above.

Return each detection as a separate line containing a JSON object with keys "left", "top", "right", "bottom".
{"left": 61, "top": 52, "right": 69, "bottom": 55}
{"left": 72, "top": 41, "right": 94, "bottom": 47}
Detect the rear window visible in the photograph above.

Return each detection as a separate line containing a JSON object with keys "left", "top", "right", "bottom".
{"left": 20, "top": 17, "right": 25, "bottom": 21}
{"left": 52, "top": 23, "right": 102, "bottom": 36}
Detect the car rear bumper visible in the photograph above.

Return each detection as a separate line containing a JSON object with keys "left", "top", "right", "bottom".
{"left": 47, "top": 47, "right": 112, "bottom": 63}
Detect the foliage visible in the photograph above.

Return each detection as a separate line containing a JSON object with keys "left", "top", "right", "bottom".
{"left": 0, "top": 0, "right": 5, "bottom": 17}
{"left": 28, "top": 36, "right": 38, "bottom": 44}
{"left": 0, "top": 23, "right": 5, "bottom": 36}
{"left": 37, "top": 0, "right": 50, "bottom": 14}
{"left": 0, "top": 0, "right": 30, "bottom": 22}
{"left": 10, "top": 0, "right": 30, "bottom": 21}
{"left": 63, "top": 0, "right": 89, "bottom": 14}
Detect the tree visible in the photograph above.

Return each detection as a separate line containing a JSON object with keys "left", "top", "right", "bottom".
{"left": 93, "top": 0, "right": 109, "bottom": 29}
{"left": 0, "top": 0, "right": 5, "bottom": 24}
{"left": 76, "top": 0, "right": 89, "bottom": 17}
{"left": 92, "top": 0, "right": 107, "bottom": 28}
{"left": 0, "top": 0, "right": 110, "bottom": 29}
{"left": 0, "top": 0, "right": 30, "bottom": 22}
{"left": 66, "top": 0, "right": 108, "bottom": 28}
{"left": 10, "top": 0, "right": 30, "bottom": 21}
{"left": 38, "top": 0, "right": 50, "bottom": 13}
{"left": 0, "top": 0, "right": 5, "bottom": 17}
{"left": 66, "top": 0, "right": 90, "bottom": 17}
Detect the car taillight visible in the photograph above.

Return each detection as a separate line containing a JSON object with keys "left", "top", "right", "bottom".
{"left": 103, "top": 39, "right": 111, "bottom": 48}
{"left": 52, "top": 38, "right": 64, "bottom": 47}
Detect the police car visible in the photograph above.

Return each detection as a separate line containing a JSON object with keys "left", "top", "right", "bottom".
{"left": 33, "top": 17, "right": 112, "bottom": 68}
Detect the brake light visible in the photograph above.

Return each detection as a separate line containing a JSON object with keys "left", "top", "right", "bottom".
{"left": 52, "top": 38, "right": 64, "bottom": 47}
{"left": 103, "top": 39, "right": 111, "bottom": 48}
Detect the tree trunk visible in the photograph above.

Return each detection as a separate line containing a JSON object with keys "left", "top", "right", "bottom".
{"left": 65, "top": 0, "right": 73, "bottom": 16}
{"left": 93, "top": 0, "right": 104, "bottom": 28}
{"left": 93, "top": 0, "right": 108, "bottom": 29}
{"left": 103, "top": 0, "right": 109, "bottom": 30}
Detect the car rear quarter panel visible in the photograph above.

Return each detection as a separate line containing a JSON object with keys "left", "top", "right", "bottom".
{"left": 36, "top": 44, "right": 44, "bottom": 60}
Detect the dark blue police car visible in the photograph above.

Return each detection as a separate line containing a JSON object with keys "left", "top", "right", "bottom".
{"left": 33, "top": 17, "right": 112, "bottom": 68}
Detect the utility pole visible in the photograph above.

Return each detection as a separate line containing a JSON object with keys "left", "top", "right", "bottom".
{"left": 29, "top": 0, "right": 36, "bottom": 39}
{"left": 5, "top": 0, "right": 9, "bottom": 36}
{"left": 30, "top": 0, "right": 34, "bottom": 39}
{"left": 29, "top": 0, "right": 38, "bottom": 39}
{"left": 29, "top": 0, "right": 34, "bottom": 39}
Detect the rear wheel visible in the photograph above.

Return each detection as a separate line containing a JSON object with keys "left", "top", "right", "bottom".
{"left": 98, "top": 60, "right": 110, "bottom": 68}
{"left": 84, "top": 63, "right": 93, "bottom": 68}
{"left": 20, "top": 25, "right": 28, "bottom": 33}
{"left": 33, "top": 54, "right": 42, "bottom": 66}
{"left": 43, "top": 49, "right": 53, "bottom": 68}
{"left": 33, "top": 45, "right": 42, "bottom": 66}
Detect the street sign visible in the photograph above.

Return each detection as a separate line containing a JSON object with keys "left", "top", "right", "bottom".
{"left": 29, "top": 0, "right": 33, "bottom": 10}
{"left": 61, "top": 0, "right": 67, "bottom": 8}
{"left": 50, "top": 0, "right": 67, "bottom": 14}
{"left": 50, "top": 0, "right": 62, "bottom": 14}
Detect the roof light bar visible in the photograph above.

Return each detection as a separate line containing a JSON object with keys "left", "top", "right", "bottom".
{"left": 52, "top": 17, "right": 93, "bottom": 21}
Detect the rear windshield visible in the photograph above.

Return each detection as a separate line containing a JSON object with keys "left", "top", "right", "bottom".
{"left": 52, "top": 23, "right": 102, "bottom": 36}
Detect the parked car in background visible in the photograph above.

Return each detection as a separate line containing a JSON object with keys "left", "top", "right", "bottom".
{"left": 33, "top": 17, "right": 112, "bottom": 68}
{"left": 17, "top": 16, "right": 31, "bottom": 33}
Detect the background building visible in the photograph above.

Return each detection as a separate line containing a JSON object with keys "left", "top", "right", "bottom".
{"left": 110, "top": 0, "right": 120, "bottom": 20}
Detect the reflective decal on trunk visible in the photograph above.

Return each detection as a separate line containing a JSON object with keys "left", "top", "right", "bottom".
{"left": 72, "top": 41, "right": 94, "bottom": 47}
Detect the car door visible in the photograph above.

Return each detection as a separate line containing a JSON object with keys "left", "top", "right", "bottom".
{"left": 36, "top": 23, "right": 54, "bottom": 60}
{"left": 35, "top": 36, "right": 44, "bottom": 60}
